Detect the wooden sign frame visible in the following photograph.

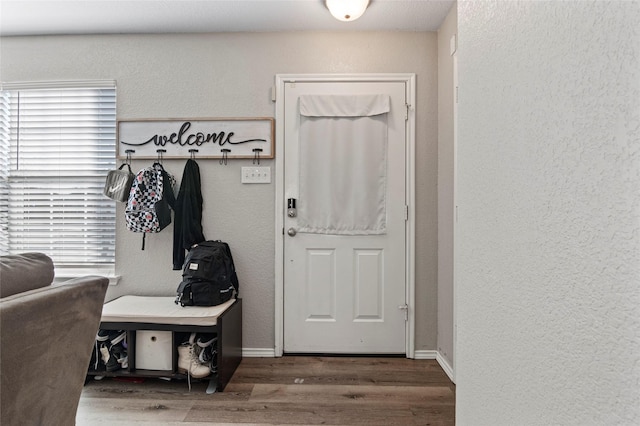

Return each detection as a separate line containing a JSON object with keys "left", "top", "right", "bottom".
{"left": 117, "top": 117, "right": 274, "bottom": 160}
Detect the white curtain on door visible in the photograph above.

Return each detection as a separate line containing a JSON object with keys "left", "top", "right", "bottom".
{"left": 297, "top": 94, "right": 390, "bottom": 235}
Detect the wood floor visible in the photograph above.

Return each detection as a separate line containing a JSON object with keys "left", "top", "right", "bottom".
{"left": 77, "top": 356, "right": 455, "bottom": 425}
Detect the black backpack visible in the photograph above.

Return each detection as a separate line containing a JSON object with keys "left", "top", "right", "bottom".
{"left": 175, "top": 241, "right": 239, "bottom": 307}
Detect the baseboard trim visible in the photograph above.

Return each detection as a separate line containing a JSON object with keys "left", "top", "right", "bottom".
{"left": 413, "top": 350, "right": 437, "bottom": 359}
{"left": 436, "top": 352, "right": 455, "bottom": 383}
{"left": 242, "top": 348, "right": 276, "bottom": 357}
{"left": 414, "top": 350, "right": 455, "bottom": 383}
{"left": 241, "top": 348, "right": 454, "bottom": 382}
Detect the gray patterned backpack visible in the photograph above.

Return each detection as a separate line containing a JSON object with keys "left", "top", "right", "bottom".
{"left": 125, "top": 163, "right": 175, "bottom": 249}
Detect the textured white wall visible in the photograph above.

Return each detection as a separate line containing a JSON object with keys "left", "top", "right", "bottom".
{"left": 437, "top": 4, "right": 457, "bottom": 372}
{"left": 0, "top": 32, "right": 439, "bottom": 351}
{"left": 456, "top": 1, "right": 640, "bottom": 424}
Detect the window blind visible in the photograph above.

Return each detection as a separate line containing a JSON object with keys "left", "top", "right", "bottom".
{"left": 0, "top": 85, "right": 117, "bottom": 268}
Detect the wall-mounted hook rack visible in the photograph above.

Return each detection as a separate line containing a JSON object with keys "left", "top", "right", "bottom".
{"left": 117, "top": 118, "right": 274, "bottom": 161}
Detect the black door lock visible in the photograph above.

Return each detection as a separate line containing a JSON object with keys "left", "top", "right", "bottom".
{"left": 287, "top": 198, "right": 297, "bottom": 217}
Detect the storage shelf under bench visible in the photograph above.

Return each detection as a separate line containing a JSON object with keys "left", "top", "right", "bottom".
{"left": 87, "top": 296, "right": 242, "bottom": 392}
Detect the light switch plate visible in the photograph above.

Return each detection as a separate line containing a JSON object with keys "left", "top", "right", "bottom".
{"left": 241, "top": 166, "right": 271, "bottom": 184}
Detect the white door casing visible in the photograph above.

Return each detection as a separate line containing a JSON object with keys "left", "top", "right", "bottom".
{"left": 274, "top": 74, "right": 416, "bottom": 356}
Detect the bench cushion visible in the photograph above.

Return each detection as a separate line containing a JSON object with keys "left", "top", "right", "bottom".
{"left": 101, "top": 296, "right": 235, "bottom": 326}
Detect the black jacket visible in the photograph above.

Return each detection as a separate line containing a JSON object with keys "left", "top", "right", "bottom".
{"left": 173, "top": 159, "right": 205, "bottom": 269}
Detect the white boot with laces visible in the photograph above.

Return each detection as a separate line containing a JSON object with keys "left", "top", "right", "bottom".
{"left": 177, "top": 333, "right": 210, "bottom": 379}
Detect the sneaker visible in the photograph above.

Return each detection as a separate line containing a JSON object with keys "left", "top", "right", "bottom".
{"left": 90, "top": 342, "right": 106, "bottom": 371}
{"left": 208, "top": 349, "right": 218, "bottom": 374}
{"left": 196, "top": 334, "right": 216, "bottom": 348}
{"left": 110, "top": 331, "right": 126, "bottom": 346}
{"left": 196, "top": 334, "right": 217, "bottom": 364}
{"left": 111, "top": 343, "right": 128, "bottom": 369}
{"left": 100, "top": 344, "right": 120, "bottom": 372}
{"left": 96, "top": 330, "right": 126, "bottom": 347}
{"left": 198, "top": 347, "right": 215, "bottom": 364}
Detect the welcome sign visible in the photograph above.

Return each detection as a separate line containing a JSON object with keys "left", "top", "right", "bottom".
{"left": 117, "top": 118, "right": 274, "bottom": 160}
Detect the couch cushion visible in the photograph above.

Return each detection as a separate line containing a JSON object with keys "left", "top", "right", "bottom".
{"left": 0, "top": 252, "right": 54, "bottom": 298}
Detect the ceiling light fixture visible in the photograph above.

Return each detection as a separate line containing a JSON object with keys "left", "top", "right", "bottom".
{"left": 325, "top": 0, "right": 370, "bottom": 22}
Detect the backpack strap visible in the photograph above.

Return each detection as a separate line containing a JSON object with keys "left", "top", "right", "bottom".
{"left": 222, "top": 242, "right": 239, "bottom": 296}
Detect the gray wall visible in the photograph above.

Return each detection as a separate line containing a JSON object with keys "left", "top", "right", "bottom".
{"left": 456, "top": 0, "right": 640, "bottom": 424}
{"left": 1, "top": 32, "right": 439, "bottom": 352}
{"left": 437, "top": 4, "right": 457, "bottom": 372}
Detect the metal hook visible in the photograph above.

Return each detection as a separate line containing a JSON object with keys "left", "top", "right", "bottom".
{"left": 156, "top": 149, "right": 166, "bottom": 163}
{"left": 252, "top": 148, "right": 262, "bottom": 165}
{"left": 125, "top": 149, "right": 135, "bottom": 165}
{"left": 189, "top": 149, "right": 198, "bottom": 160}
{"left": 220, "top": 149, "right": 230, "bottom": 165}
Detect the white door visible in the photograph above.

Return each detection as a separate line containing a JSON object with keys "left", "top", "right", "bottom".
{"left": 283, "top": 79, "right": 408, "bottom": 354}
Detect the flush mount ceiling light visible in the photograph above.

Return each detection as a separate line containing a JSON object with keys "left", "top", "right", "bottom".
{"left": 325, "top": 0, "right": 370, "bottom": 22}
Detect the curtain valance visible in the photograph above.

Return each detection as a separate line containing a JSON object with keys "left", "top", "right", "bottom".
{"left": 299, "top": 94, "right": 390, "bottom": 118}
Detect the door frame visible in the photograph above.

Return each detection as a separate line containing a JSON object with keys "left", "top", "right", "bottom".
{"left": 274, "top": 73, "right": 417, "bottom": 357}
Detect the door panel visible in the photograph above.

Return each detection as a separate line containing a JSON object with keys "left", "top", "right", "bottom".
{"left": 354, "top": 249, "right": 383, "bottom": 321}
{"left": 306, "top": 248, "right": 336, "bottom": 321}
{"left": 283, "top": 80, "right": 407, "bottom": 354}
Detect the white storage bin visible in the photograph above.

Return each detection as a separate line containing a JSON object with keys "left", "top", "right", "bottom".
{"left": 135, "top": 330, "right": 173, "bottom": 371}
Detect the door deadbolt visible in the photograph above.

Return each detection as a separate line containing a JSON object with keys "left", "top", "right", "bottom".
{"left": 287, "top": 198, "right": 297, "bottom": 218}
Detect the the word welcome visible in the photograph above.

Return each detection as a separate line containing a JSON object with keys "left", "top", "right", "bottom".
{"left": 121, "top": 121, "right": 266, "bottom": 147}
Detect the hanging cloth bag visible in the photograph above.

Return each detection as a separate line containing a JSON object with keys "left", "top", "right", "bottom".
{"left": 103, "top": 163, "right": 135, "bottom": 203}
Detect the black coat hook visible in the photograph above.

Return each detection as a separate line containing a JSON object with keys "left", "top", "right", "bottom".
{"left": 156, "top": 149, "right": 166, "bottom": 163}
{"left": 220, "top": 149, "right": 230, "bottom": 165}
{"left": 125, "top": 149, "right": 135, "bottom": 165}
{"left": 189, "top": 149, "right": 198, "bottom": 160}
{"left": 252, "top": 148, "right": 262, "bottom": 165}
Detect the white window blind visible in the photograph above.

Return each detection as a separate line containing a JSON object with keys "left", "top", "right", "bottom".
{"left": 0, "top": 83, "right": 117, "bottom": 269}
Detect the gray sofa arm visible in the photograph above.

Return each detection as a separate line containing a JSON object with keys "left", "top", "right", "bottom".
{"left": 0, "top": 252, "right": 54, "bottom": 298}
{"left": 0, "top": 276, "right": 108, "bottom": 426}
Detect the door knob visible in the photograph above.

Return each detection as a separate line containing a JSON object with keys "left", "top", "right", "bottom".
{"left": 287, "top": 228, "right": 297, "bottom": 237}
